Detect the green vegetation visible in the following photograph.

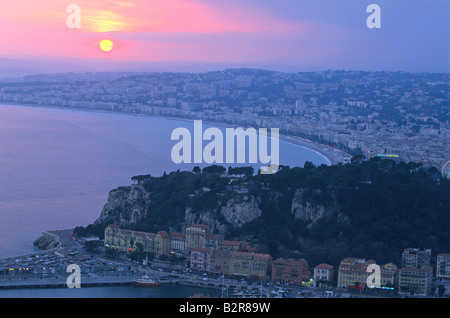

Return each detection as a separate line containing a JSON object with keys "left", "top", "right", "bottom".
{"left": 76, "top": 158, "right": 450, "bottom": 268}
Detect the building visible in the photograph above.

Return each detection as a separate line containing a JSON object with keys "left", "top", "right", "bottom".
{"left": 154, "top": 231, "right": 170, "bottom": 256}
{"left": 271, "top": 258, "right": 310, "bottom": 285}
{"left": 170, "top": 232, "right": 186, "bottom": 255}
{"left": 313, "top": 264, "right": 334, "bottom": 287}
{"left": 436, "top": 254, "right": 450, "bottom": 282}
{"left": 210, "top": 249, "right": 232, "bottom": 276}
{"left": 104, "top": 224, "right": 155, "bottom": 253}
{"left": 228, "top": 252, "right": 272, "bottom": 281}
{"left": 402, "top": 248, "right": 432, "bottom": 269}
{"left": 205, "top": 234, "right": 222, "bottom": 248}
{"left": 190, "top": 247, "right": 212, "bottom": 272}
{"left": 218, "top": 240, "right": 241, "bottom": 252}
{"left": 337, "top": 258, "right": 398, "bottom": 290}
{"left": 240, "top": 242, "right": 256, "bottom": 253}
{"left": 398, "top": 266, "right": 433, "bottom": 297}
{"left": 185, "top": 224, "right": 210, "bottom": 251}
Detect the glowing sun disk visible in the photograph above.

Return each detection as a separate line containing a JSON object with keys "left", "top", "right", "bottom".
{"left": 100, "top": 39, "right": 113, "bottom": 52}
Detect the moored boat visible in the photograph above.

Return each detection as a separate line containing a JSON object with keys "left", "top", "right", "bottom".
{"left": 133, "top": 275, "right": 162, "bottom": 287}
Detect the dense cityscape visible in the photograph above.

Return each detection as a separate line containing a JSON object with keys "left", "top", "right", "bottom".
{"left": 0, "top": 69, "right": 448, "bottom": 171}
{"left": 0, "top": 223, "right": 448, "bottom": 299}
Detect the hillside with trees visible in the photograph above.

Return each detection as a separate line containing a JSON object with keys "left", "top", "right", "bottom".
{"left": 74, "top": 157, "right": 450, "bottom": 267}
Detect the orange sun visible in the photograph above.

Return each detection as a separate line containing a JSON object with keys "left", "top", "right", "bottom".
{"left": 99, "top": 39, "right": 114, "bottom": 52}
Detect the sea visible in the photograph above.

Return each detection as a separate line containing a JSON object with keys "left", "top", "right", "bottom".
{"left": 0, "top": 284, "right": 221, "bottom": 298}
{"left": 0, "top": 103, "right": 328, "bottom": 297}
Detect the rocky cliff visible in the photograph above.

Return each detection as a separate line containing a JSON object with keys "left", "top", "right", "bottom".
{"left": 94, "top": 185, "right": 149, "bottom": 227}
{"left": 33, "top": 232, "right": 61, "bottom": 250}
{"left": 92, "top": 174, "right": 331, "bottom": 238}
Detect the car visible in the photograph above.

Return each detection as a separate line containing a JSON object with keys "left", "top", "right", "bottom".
{"left": 202, "top": 277, "right": 208, "bottom": 281}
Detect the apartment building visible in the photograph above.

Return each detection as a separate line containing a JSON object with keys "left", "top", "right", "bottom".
{"left": 104, "top": 224, "right": 155, "bottom": 253}
{"left": 398, "top": 266, "right": 433, "bottom": 297}
{"left": 190, "top": 247, "right": 212, "bottom": 272}
{"left": 228, "top": 252, "right": 272, "bottom": 281}
{"left": 209, "top": 249, "right": 232, "bottom": 276}
{"left": 337, "top": 258, "right": 398, "bottom": 290}
{"left": 170, "top": 232, "right": 186, "bottom": 255}
{"left": 185, "top": 224, "right": 210, "bottom": 251}
{"left": 313, "top": 264, "right": 334, "bottom": 287}
{"left": 154, "top": 231, "right": 170, "bottom": 256}
{"left": 436, "top": 254, "right": 450, "bottom": 282}
{"left": 271, "top": 258, "right": 310, "bottom": 285}
{"left": 402, "top": 248, "right": 432, "bottom": 269}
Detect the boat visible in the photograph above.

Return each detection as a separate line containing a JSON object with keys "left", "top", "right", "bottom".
{"left": 133, "top": 275, "right": 162, "bottom": 287}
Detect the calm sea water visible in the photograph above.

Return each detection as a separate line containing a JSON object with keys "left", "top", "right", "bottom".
{"left": 0, "top": 104, "right": 328, "bottom": 259}
{"left": 0, "top": 284, "right": 221, "bottom": 298}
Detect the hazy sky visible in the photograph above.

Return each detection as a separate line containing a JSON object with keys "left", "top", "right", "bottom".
{"left": 0, "top": 0, "right": 448, "bottom": 72}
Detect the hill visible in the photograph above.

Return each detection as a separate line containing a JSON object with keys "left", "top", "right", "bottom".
{"left": 75, "top": 158, "right": 450, "bottom": 267}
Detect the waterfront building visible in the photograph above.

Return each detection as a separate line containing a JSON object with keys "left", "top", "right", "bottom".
{"left": 185, "top": 224, "right": 210, "bottom": 251}
{"left": 154, "top": 231, "right": 170, "bottom": 256}
{"left": 104, "top": 224, "right": 155, "bottom": 253}
{"left": 170, "top": 232, "right": 186, "bottom": 255}
{"left": 228, "top": 252, "right": 272, "bottom": 281}
{"left": 313, "top": 263, "right": 335, "bottom": 287}
{"left": 271, "top": 258, "right": 310, "bottom": 285}
{"left": 398, "top": 266, "right": 433, "bottom": 297}
{"left": 436, "top": 254, "right": 450, "bottom": 282}
{"left": 337, "top": 258, "right": 398, "bottom": 290}
{"left": 190, "top": 247, "right": 212, "bottom": 272}
{"left": 402, "top": 248, "right": 432, "bottom": 269}
{"left": 210, "top": 249, "right": 232, "bottom": 276}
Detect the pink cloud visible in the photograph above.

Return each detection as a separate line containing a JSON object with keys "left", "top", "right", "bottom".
{"left": 0, "top": 0, "right": 343, "bottom": 64}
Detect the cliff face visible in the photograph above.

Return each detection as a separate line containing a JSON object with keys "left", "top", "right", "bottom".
{"left": 183, "top": 194, "right": 262, "bottom": 236}
{"left": 291, "top": 189, "right": 331, "bottom": 226}
{"left": 93, "top": 180, "right": 333, "bottom": 237}
{"left": 94, "top": 185, "right": 149, "bottom": 227}
{"left": 220, "top": 195, "right": 262, "bottom": 228}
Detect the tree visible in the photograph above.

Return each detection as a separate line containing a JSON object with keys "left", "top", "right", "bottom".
{"left": 135, "top": 242, "right": 144, "bottom": 254}
{"left": 84, "top": 240, "right": 103, "bottom": 253}
{"left": 131, "top": 174, "right": 152, "bottom": 184}
{"left": 202, "top": 165, "right": 226, "bottom": 174}
{"left": 105, "top": 247, "right": 117, "bottom": 259}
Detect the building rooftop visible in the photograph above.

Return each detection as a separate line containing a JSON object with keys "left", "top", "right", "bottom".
{"left": 315, "top": 263, "right": 334, "bottom": 270}
{"left": 231, "top": 252, "right": 271, "bottom": 261}
{"left": 400, "top": 266, "right": 433, "bottom": 273}
{"left": 191, "top": 247, "right": 213, "bottom": 253}
{"left": 219, "top": 240, "right": 241, "bottom": 246}
{"left": 170, "top": 232, "right": 186, "bottom": 238}
{"left": 188, "top": 224, "right": 210, "bottom": 230}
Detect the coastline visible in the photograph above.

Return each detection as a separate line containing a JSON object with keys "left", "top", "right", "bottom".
{"left": 0, "top": 102, "right": 351, "bottom": 166}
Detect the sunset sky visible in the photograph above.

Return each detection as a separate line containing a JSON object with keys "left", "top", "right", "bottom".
{"left": 0, "top": 0, "right": 448, "bottom": 73}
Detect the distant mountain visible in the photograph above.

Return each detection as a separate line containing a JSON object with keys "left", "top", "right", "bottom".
{"left": 0, "top": 56, "right": 330, "bottom": 79}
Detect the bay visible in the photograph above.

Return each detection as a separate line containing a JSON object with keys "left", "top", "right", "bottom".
{"left": 0, "top": 284, "right": 221, "bottom": 298}
{"left": 0, "top": 104, "right": 329, "bottom": 259}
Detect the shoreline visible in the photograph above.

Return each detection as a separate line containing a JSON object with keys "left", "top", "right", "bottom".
{"left": 0, "top": 102, "right": 351, "bottom": 166}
